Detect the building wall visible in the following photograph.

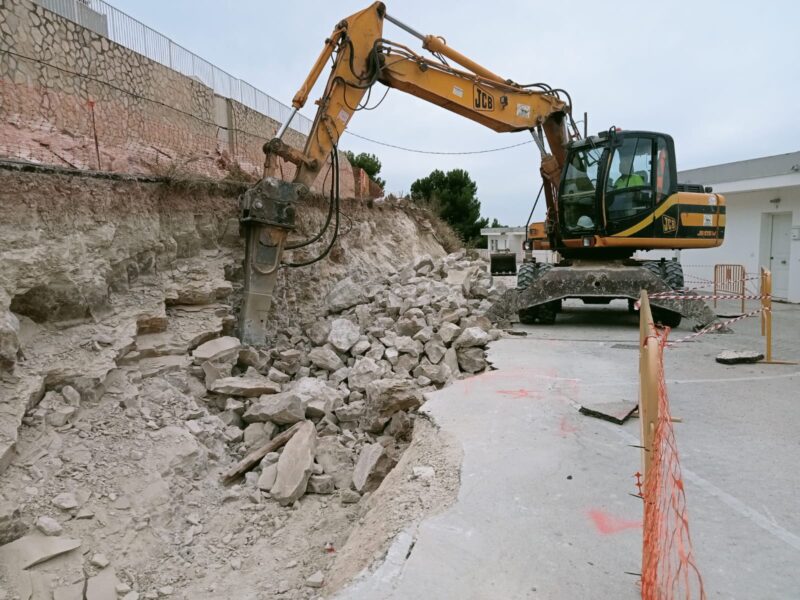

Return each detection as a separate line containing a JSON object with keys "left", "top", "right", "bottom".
{"left": 0, "top": 0, "right": 375, "bottom": 198}
{"left": 640, "top": 186, "right": 800, "bottom": 301}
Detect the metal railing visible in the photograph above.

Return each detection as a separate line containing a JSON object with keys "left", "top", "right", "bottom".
{"left": 34, "top": 0, "right": 312, "bottom": 135}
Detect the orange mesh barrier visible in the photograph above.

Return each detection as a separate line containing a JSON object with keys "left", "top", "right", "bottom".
{"left": 639, "top": 315, "right": 705, "bottom": 600}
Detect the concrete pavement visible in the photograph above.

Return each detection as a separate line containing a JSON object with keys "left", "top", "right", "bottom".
{"left": 337, "top": 300, "right": 800, "bottom": 599}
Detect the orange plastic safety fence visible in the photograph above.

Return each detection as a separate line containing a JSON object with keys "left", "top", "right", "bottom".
{"left": 641, "top": 328, "right": 706, "bottom": 600}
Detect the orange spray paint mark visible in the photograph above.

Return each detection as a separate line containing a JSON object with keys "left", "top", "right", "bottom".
{"left": 587, "top": 509, "right": 641, "bottom": 535}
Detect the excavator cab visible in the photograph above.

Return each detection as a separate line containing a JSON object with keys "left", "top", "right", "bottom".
{"left": 554, "top": 129, "right": 723, "bottom": 257}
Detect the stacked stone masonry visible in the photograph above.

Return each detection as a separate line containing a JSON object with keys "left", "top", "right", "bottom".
{"left": 0, "top": 0, "right": 382, "bottom": 198}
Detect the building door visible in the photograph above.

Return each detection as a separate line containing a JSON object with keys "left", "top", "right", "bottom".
{"left": 769, "top": 213, "right": 791, "bottom": 299}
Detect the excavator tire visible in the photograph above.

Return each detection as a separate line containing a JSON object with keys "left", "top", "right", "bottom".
{"left": 517, "top": 263, "right": 557, "bottom": 324}
{"left": 642, "top": 260, "right": 684, "bottom": 290}
{"left": 642, "top": 260, "right": 684, "bottom": 327}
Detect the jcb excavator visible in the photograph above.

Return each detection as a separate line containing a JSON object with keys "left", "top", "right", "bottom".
{"left": 237, "top": 2, "right": 725, "bottom": 345}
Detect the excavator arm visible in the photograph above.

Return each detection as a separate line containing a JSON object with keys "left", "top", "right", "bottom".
{"left": 239, "top": 2, "right": 576, "bottom": 345}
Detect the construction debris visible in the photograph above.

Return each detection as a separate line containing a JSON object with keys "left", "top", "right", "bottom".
{"left": 579, "top": 401, "right": 638, "bottom": 425}
{"left": 716, "top": 350, "right": 764, "bottom": 364}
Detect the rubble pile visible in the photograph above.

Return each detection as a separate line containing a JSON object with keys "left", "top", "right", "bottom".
{"left": 0, "top": 251, "right": 501, "bottom": 598}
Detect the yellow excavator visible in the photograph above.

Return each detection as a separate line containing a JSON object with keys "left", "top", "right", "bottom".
{"left": 237, "top": 2, "right": 725, "bottom": 344}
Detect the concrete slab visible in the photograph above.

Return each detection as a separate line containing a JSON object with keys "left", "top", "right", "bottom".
{"left": 337, "top": 300, "right": 800, "bottom": 599}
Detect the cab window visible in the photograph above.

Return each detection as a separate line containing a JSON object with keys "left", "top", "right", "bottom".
{"left": 605, "top": 137, "right": 654, "bottom": 222}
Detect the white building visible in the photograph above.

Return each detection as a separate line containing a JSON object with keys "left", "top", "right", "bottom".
{"left": 642, "top": 151, "right": 800, "bottom": 301}
{"left": 480, "top": 226, "right": 555, "bottom": 265}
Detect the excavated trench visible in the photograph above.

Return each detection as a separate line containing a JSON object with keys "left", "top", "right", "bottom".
{"left": 0, "top": 164, "right": 502, "bottom": 598}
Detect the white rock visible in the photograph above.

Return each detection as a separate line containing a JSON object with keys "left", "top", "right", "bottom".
{"left": 305, "top": 570, "right": 325, "bottom": 588}
{"left": 352, "top": 443, "right": 385, "bottom": 493}
{"left": 192, "top": 336, "right": 241, "bottom": 364}
{"left": 35, "top": 515, "right": 63, "bottom": 536}
{"left": 243, "top": 394, "right": 305, "bottom": 425}
{"left": 90, "top": 553, "right": 110, "bottom": 568}
{"left": 437, "top": 322, "right": 462, "bottom": 345}
{"left": 208, "top": 376, "right": 281, "bottom": 397}
{"left": 326, "top": 277, "right": 366, "bottom": 313}
{"left": 257, "top": 463, "right": 278, "bottom": 491}
{"left": 52, "top": 492, "right": 79, "bottom": 511}
{"left": 271, "top": 421, "right": 317, "bottom": 506}
{"left": 328, "top": 318, "right": 361, "bottom": 352}
{"left": 453, "top": 327, "right": 490, "bottom": 349}
{"left": 347, "top": 357, "right": 384, "bottom": 392}
{"left": 309, "top": 346, "right": 344, "bottom": 372}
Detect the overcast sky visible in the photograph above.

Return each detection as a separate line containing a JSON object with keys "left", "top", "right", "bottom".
{"left": 113, "top": 0, "right": 799, "bottom": 225}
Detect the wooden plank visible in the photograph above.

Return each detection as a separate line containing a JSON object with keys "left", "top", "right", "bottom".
{"left": 221, "top": 421, "right": 303, "bottom": 483}
{"left": 579, "top": 401, "right": 638, "bottom": 425}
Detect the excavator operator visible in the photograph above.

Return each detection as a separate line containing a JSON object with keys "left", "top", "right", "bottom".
{"left": 614, "top": 151, "right": 644, "bottom": 189}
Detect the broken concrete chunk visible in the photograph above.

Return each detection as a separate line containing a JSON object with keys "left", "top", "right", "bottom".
{"left": 352, "top": 443, "right": 385, "bottom": 493}
{"left": 716, "top": 350, "right": 764, "bottom": 364}
{"left": 271, "top": 421, "right": 317, "bottom": 506}
{"left": 328, "top": 318, "right": 361, "bottom": 352}
{"left": 192, "top": 336, "right": 241, "bottom": 364}
{"left": 208, "top": 375, "right": 281, "bottom": 397}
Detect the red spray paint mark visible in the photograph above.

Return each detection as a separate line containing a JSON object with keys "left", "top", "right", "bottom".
{"left": 587, "top": 509, "right": 641, "bottom": 535}
{"left": 559, "top": 415, "right": 577, "bottom": 434}
{"left": 497, "top": 388, "right": 538, "bottom": 399}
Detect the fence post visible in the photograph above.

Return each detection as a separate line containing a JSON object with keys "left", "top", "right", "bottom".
{"left": 639, "top": 290, "right": 659, "bottom": 484}
{"left": 761, "top": 268, "right": 772, "bottom": 362}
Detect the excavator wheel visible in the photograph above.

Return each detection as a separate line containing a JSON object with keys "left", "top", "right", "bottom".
{"left": 516, "top": 263, "right": 557, "bottom": 324}
{"left": 642, "top": 260, "right": 684, "bottom": 290}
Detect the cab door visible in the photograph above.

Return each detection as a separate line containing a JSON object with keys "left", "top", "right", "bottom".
{"left": 603, "top": 136, "right": 656, "bottom": 237}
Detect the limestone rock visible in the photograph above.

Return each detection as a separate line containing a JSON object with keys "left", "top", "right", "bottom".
{"left": 308, "top": 474, "right": 335, "bottom": 494}
{"left": 305, "top": 570, "right": 325, "bottom": 588}
{"left": 52, "top": 492, "right": 79, "bottom": 511}
{"left": 340, "top": 489, "right": 361, "bottom": 504}
{"left": 315, "top": 437, "right": 354, "bottom": 490}
{"left": 271, "top": 421, "right": 317, "bottom": 506}
{"left": 326, "top": 277, "right": 366, "bottom": 313}
{"left": 0, "top": 534, "right": 82, "bottom": 569}
{"left": 424, "top": 339, "right": 447, "bottom": 364}
{"left": 306, "top": 321, "right": 331, "bottom": 346}
{"left": 0, "top": 309, "right": 20, "bottom": 373}
{"left": 192, "top": 336, "right": 241, "bottom": 365}
{"left": 0, "top": 501, "right": 27, "bottom": 544}
{"left": 347, "top": 357, "right": 384, "bottom": 392}
{"left": 443, "top": 347, "right": 461, "bottom": 377}
{"left": 437, "top": 322, "right": 462, "bottom": 345}
{"left": 243, "top": 394, "right": 305, "bottom": 425}
{"left": 267, "top": 367, "right": 291, "bottom": 384}
{"left": 413, "top": 360, "right": 451, "bottom": 385}
{"left": 334, "top": 401, "right": 365, "bottom": 423}
{"left": 257, "top": 463, "right": 278, "bottom": 491}
{"left": 395, "top": 336, "right": 423, "bottom": 357}
{"left": 309, "top": 346, "right": 344, "bottom": 372}
{"left": 35, "top": 515, "right": 63, "bottom": 536}
{"left": 208, "top": 375, "right": 281, "bottom": 397}
{"left": 365, "top": 379, "right": 422, "bottom": 417}
{"left": 453, "top": 327, "right": 490, "bottom": 349}
{"left": 352, "top": 443, "right": 385, "bottom": 492}
{"left": 328, "top": 318, "right": 361, "bottom": 352}
{"left": 136, "top": 310, "right": 167, "bottom": 335}
{"left": 456, "top": 347, "right": 487, "bottom": 373}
